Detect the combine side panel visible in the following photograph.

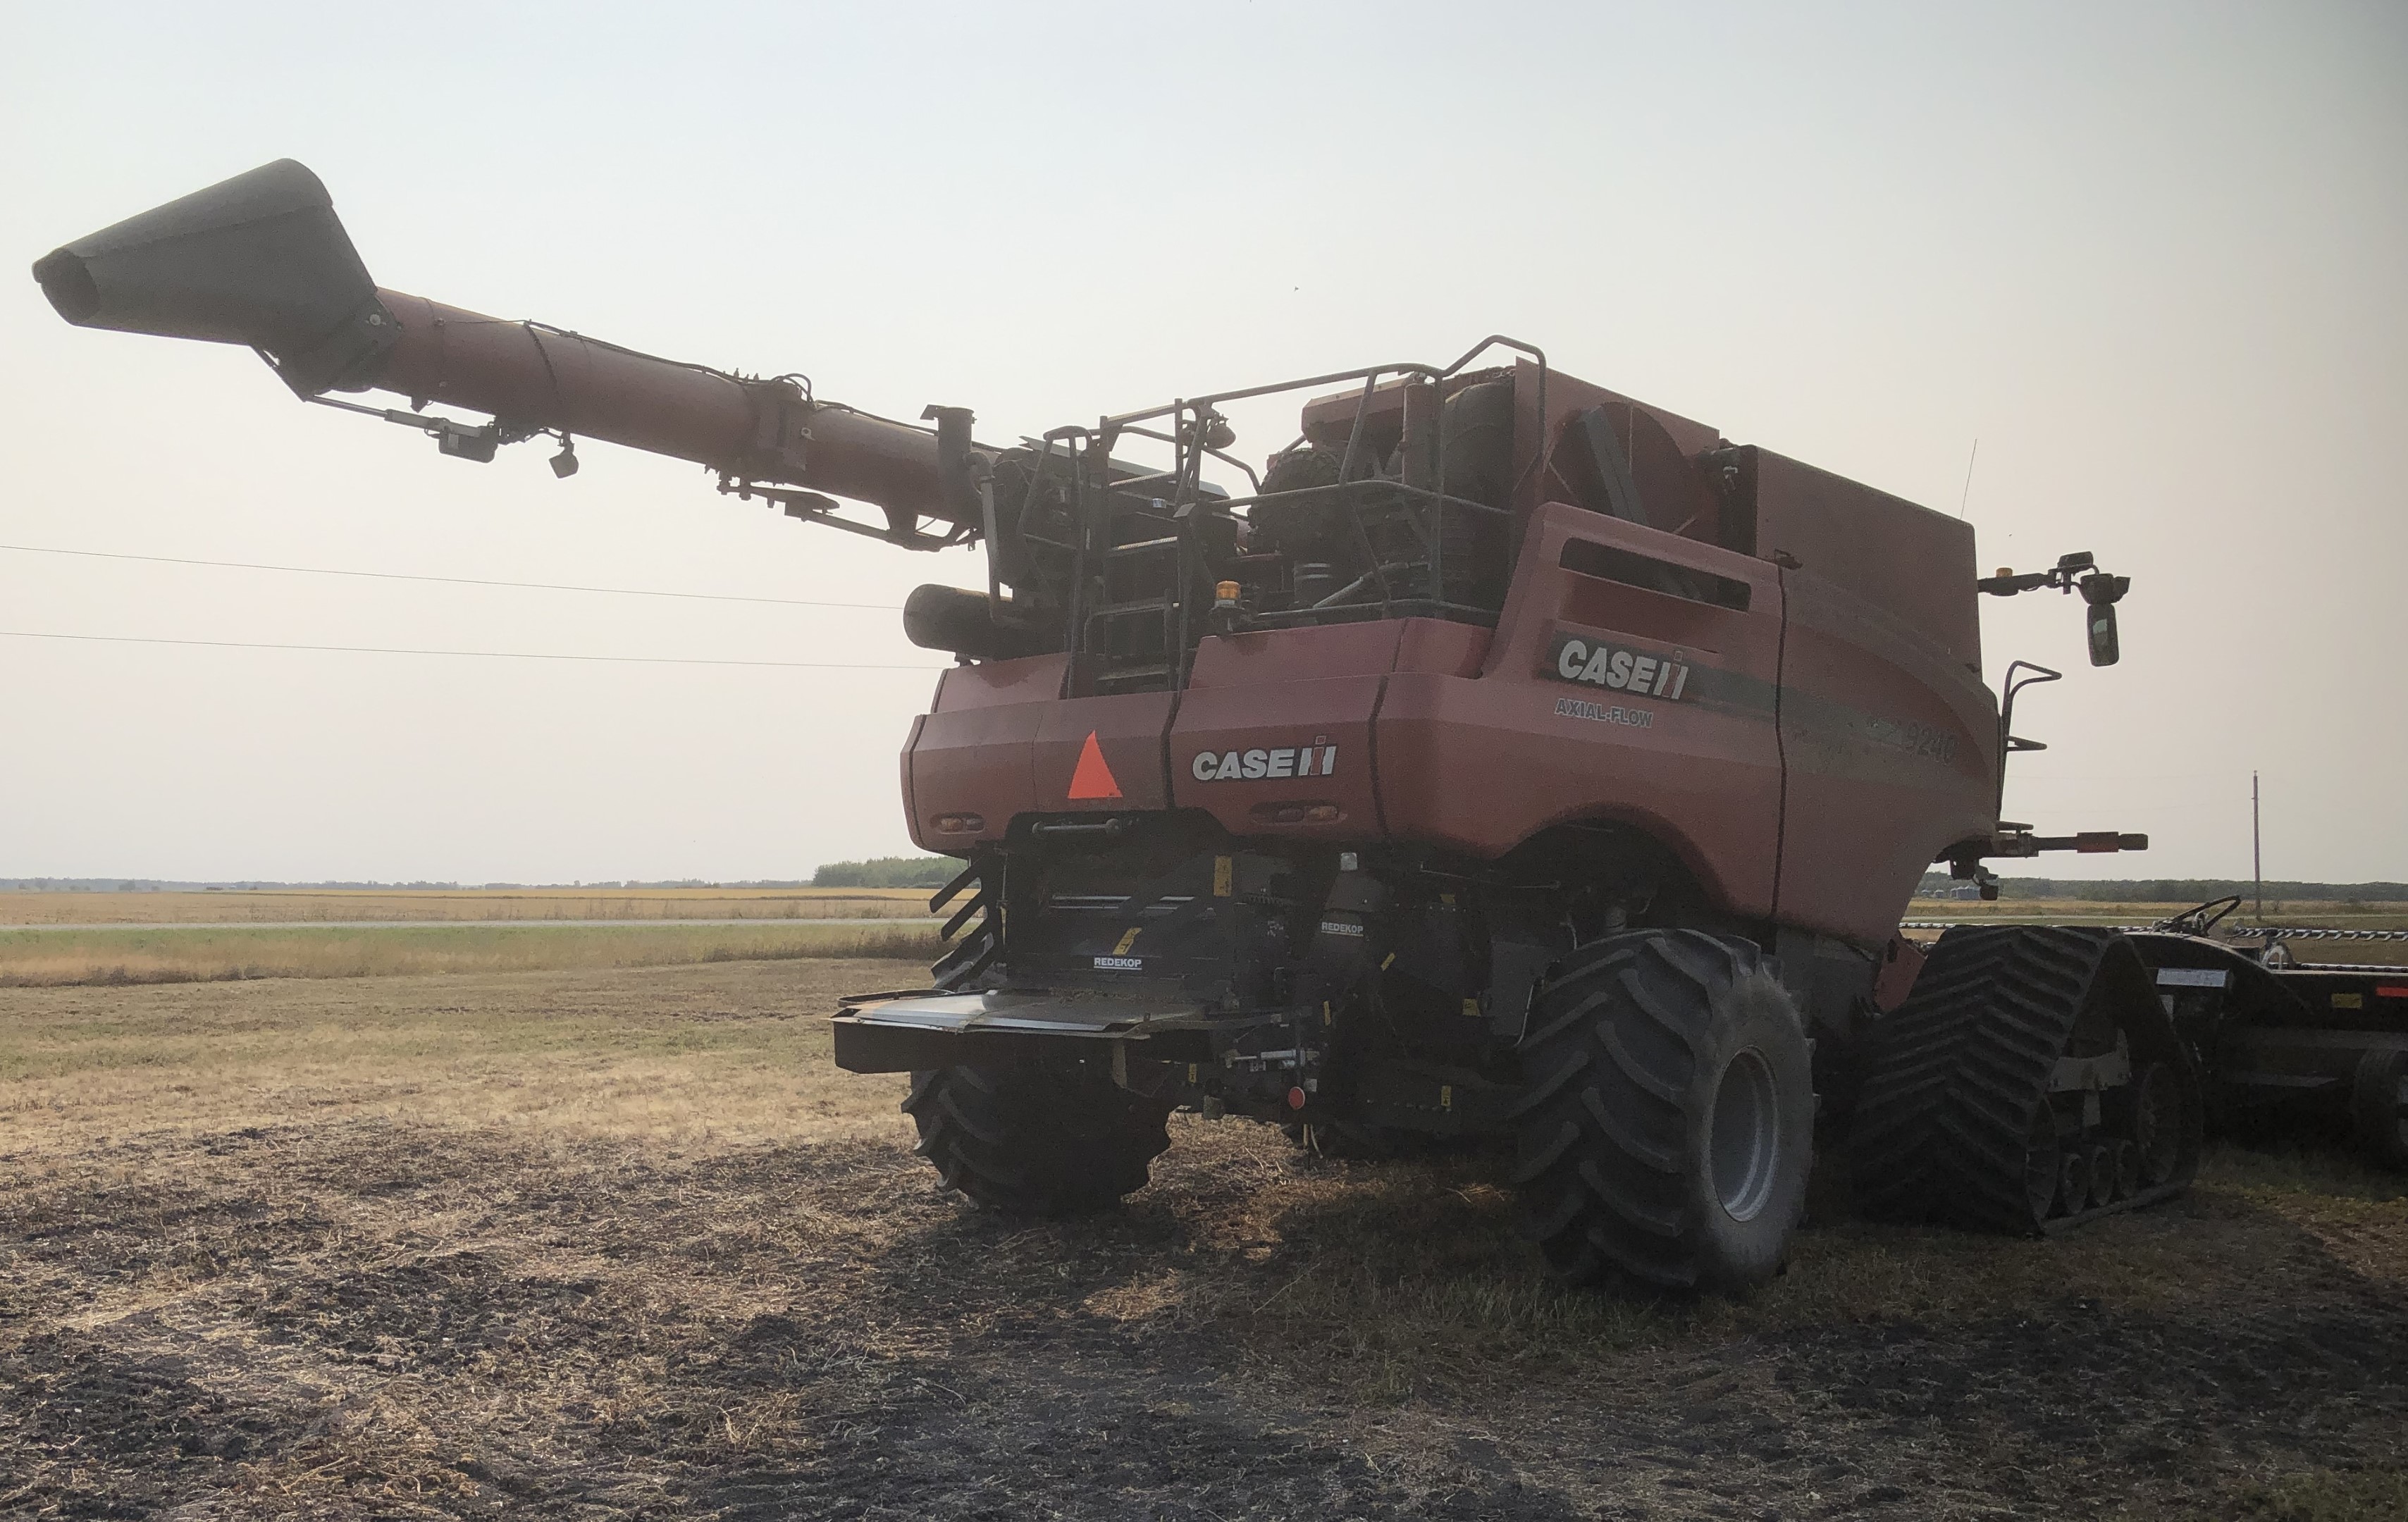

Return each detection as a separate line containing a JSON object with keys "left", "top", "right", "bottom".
{"left": 1751, "top": 448, "right": 1982, "bottom": 669}
{"left": 1377, "top": 503, "right": 1784, "bottom": 915}
{"left": 906, "top": 655, "right": 1064, "bottom": 852}
{"left": 1773, "top": 568, "right": 1999, "bottom": 944}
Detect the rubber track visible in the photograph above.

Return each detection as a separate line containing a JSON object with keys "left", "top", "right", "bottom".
{"left": 1851, "top": 925, "right": 2116, "bottom": 1234}
{"left": 903, "top": 1063, "right": 1171, "bottom": 1215}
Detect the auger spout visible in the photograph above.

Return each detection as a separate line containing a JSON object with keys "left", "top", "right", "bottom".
{"left": 34, "top": 159, "right": 957, "bottom": 526}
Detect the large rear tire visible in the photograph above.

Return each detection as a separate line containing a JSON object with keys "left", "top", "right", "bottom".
{"left": 1508, "top": 931, "right": 1814, "bottom": 1294}
{"left": 903, "top": 1059, "right": 1173, "bottom": 1216}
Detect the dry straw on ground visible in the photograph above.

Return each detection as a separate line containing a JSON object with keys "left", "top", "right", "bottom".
{"left": 1, "top": 958, "right": 2402, "bottom": 1518}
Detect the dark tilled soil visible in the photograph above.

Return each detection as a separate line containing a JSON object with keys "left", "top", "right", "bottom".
{"left": 1, "top": 1118, "right": 2402, "bottom": 1521}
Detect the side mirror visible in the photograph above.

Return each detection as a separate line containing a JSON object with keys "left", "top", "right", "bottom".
{"left": 2085, "top": 601, "right": 2120, "bottom": 667}
{"left": 2079, "top": 571, "right": 2128, "bottom": 667}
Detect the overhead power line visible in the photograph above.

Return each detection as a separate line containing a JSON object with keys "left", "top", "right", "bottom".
{"left": 0, "top": 543, "right": 901, "bottom": 610}
{"left": 0, "top": 629, "right": 944, "bottom": 671}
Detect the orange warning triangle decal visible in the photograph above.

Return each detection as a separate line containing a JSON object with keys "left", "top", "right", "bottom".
{"left": 1067, "top": 730, "right": 1123, "bottom": 800}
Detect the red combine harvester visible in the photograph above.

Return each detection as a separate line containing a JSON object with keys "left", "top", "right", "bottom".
{"left": 39, "top": 161, "right": 2408, "bottom": 1293}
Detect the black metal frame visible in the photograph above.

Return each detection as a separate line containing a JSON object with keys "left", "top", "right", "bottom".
{"left": 1044, "top": 337, "right": 1546, "bottom": 698}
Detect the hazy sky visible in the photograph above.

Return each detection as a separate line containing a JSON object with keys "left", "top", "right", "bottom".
{"left": 3, "top": 1, "right": 2402, "bottom": 884}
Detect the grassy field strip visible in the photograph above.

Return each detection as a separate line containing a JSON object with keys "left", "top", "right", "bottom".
{"left": 0, "top": 921, "right": 941, "bottom": 987}
{"left": 0, "top": 917, "right": 941, "bottom": 932}
{"left": 0, "top": 960, "right": 911, "bottom": 1140}
{"left": 1907, "top": 896, "right": 2408, "bottom": 928}
{"left": 1904, "top": 896, "right": 2408, "bottom": 965}
{"left": 0, "top": 886, "right": 934, "bottom": 925}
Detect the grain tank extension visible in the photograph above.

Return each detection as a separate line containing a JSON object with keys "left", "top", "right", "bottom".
{"left": 52, "top": 159, "right": 2395, "bottom": 1296}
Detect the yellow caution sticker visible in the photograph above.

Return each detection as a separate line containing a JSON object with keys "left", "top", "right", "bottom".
{"left": 1214, "top": 855, "right": 1233, "bottom": 897}
{"left": 2334, "top": 992, "right": 2365, "bottom": 1010}
{"left": 1440, "top": 1084, "right": 1454, "bottom": 1110}
{"left": 1113, "top": 926, "right": 1143, "bottom": 956}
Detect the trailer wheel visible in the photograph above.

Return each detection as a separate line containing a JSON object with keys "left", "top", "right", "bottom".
{"left": 1507, "top": 930, "right": 1813, "bottom": 1294}
{"left": 902, "top": 1060, "right": 1173, "bottom": 1216}
{"left": 2350, "top": 1046, "right": 2408, "bottom": 1170}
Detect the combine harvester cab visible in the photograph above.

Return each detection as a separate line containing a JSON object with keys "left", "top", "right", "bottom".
{"left": 49, "top": 160, "right": 2362, "bottom": 1299}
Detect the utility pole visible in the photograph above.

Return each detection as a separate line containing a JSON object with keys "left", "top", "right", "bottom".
{"left": 2252, "top": 771, "right": 2263, "bottom": 921}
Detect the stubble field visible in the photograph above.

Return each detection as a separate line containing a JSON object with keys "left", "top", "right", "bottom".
{"left": 2, "top": 955, "right": 2404, "bottom": 1520}
{"left": 0, "top": 889, "right": 939, "bottom": 989}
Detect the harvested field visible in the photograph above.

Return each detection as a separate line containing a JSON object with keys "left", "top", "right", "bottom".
{"left": 2, "top": 960, "right": 2403, "bottom": 1518}
{"left": 0, "top": 887, "right": 932, "bottom": 927}
{"left": 0, "top": 922, "right": 941, "bottom": 989}
{"left": 1906, "top": 897, "right": 2408, "bottom": 967}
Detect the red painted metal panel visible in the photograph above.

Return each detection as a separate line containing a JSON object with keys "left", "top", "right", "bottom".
{"left": 906, "top": 655, "right": 1063, "bottom": 848}
{"left": 1185, "top": 620, "right": 1403, "bottom": 688}
{"left": 1873, "top": 936, "right": 1928, "bottom": 1012}
{"left": 1774, "top": 569, "right": 1997, "bottom": 943}
{"left": 1394, "top": 617, "right": 1490, "bottom": 676}
{"left": 899, "top": 714, "right": 930, "bottom": 852}
{"left": 1171, "top": 623, "right": 1400, "bottom": 838}
{"left": 1378, "top": 503, "right": 1784, "bottom": 915}
{"left": 932, "top": 655, "right": 1063, "bottom": 712}
{"left": 1753, "top": 448, "right": 1981, "bottom": 668}
{"left": 1035, "top": 691, "right": 1175, "bottom": 812}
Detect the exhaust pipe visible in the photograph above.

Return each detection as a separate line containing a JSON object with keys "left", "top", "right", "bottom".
{"left": 33, "top": 159, "right": 396, "bottom": 397}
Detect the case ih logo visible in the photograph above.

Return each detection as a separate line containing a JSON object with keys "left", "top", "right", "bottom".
{"left": 1544, "top": 631, "right": 1692, "bottom": 700}
{"left": 1190, "top": 743, "right": 1338, "bottom": 782}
